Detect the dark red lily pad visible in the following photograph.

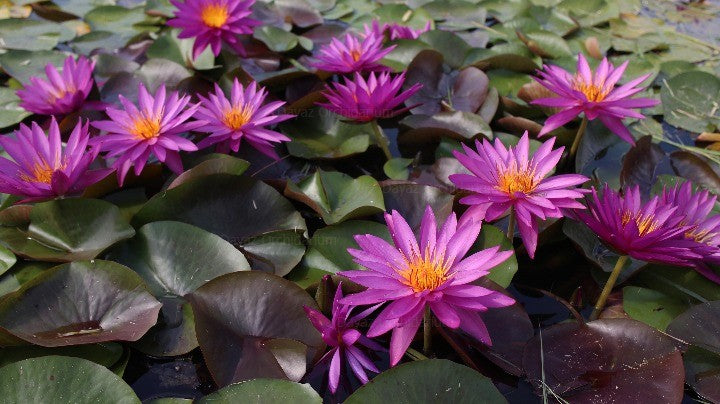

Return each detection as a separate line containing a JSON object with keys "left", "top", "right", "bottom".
{"left": 187, "top": 271, "right": 324, "bottom": 387}
{"left": 0, "top": 260, "right": 161, "bottom": 347}
{"left": 522, "top": 319, "right": 684, "bottom": 403}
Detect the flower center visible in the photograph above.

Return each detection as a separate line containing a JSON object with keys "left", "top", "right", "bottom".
{"left": 222, "top": 105, "right": 254, "bottom": 130}
{"left": 573, "top": 78, "right": 610, "bottom": 102}
{"left": 20, "top": 160, "right": 58, "bottom": 184}
{"left": 350, "top": 49, "right": 362, "bottom": 62}
{"left": 130, "top": 115, "right": 162, "bottom": 140}
{"left": 621, "top": 211, "right": 660, "bottom": 236}
{"left": 398, "top": 255, "right": 448, "bottom": 293}
{"left": 495, "top": 164, "right": 537, "bottom": 196}
{"left": 201, "top": 3, "right": 229, "bottom": 28}
{"left": 685, "top": 226, "right": 715, "bottom": 244}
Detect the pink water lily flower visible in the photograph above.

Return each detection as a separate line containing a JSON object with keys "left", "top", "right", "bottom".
{"left": 167, "top": 0, "right": 260, "bottom": 59}
{"left": 318, "top": 71, "right": 421, "bottom": 122}
{"left": 92, "top": 83, "right": 205, "bottom": 185}
{"left": 340, "top": 206, "right": 515, "bottom": 366}
{"left": 660, "top": 182, "right": 720, "bottom": 283}
{"left": 576, "top": 184, "right": 702, "bottom": 266}
{"left": 365, "top": 20, "right": 432, "bottom": 40}
{"left": 450, "top": 132, "right": 589, "bottom": 258}
{"left": 0, "top": 118, "right": 111, "bottom": 202}
{"left": 312, "top": 30, "right": 394, "bottom": 74}
{"left": 195, "top": 79, "right": 293, "bottom": 158}
{"left": 17, "top": 55, "right": 95, "bottom": 116}
{"left": 304, "top": 283, "right": 382, "bottom": 393}
{"left": 533, "top": 54, "right": 659, "bottom": 144}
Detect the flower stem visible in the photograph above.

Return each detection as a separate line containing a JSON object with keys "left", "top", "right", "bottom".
{"left": 423, "top": 306, "right": 432, "bottom": 356}
{"left": 506, "top": 209, "right": 516, "bottom": 240}
{"left": 569, "top": 116, "right": 588, "bottom": 160}
{"left": 370, "top": 120, "right": 392, "bottom": 160}
{"left": 589, "top": 255, "right": 629, "bottom": 321}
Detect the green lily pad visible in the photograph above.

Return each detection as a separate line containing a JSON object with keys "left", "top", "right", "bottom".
{"left": 187, "top": 271, "right": 324, "bottom": 387}
{"left": 661, "top": 71, "right": 720, "bottom": 133}
{"left": 146, "top": 29, "right": 216, "bottom": 70}
{"left": 0, "top": 356, "right": 139, "bottom": 404}
{"left": 282, "top": 108, "right": 373, "bottom": 159}
{"left": 285, "top": 170, "right": 385, "bottom": 224}
{"left": 133, "top": 174, "right": 306, "bottom": 276}
{"left": 302, "top": 220, "right": 391, "bottom": 275}
{"left": 0, "top": 50, "right": 69, "bottom": 84}
{"left": 345, "top": 359, "right": 506, "bottom": 403}
{"left": 108, "top": 221, "right": 251, "bottom": 356}
{"left": 168, "top": 154, "right": 250, "bottom": 190}
{"left": 0, "top": 198, "right": 135, "bottom": 262}
{"left": 0, "top": 260, "right": 161, "bottom": 347}
{"left": 84, "top": 5, "right": 154, "bottom": 42}
{"left": 0, "top": 261, "right": 52, "bottom": 298}
{"left": 473, "top": 224, "right": 518, "bottom": 288}
{"left": 0, "top": 87, "right": 31, "bottom": 129}
{"left": 418, "top": 30, "right": 471, "bottom": 69}
{"left": 383, "top": 158, "right": 413, "bottom": 180}
{"left": 0, "top": 343, "right": 127, "bottom": 376}
{"left": 197, "top": 379, "right": 321, "bottom": 403}
{"left": 0, "top": 19, "right": 75, "bottom": 51}
{"left": 254, "top": 26, "right": 313, "bottom": 52}
{"left": 622, "top": 286, "right": 692, "bottom": 331}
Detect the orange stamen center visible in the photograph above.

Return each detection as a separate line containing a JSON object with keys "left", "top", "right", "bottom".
{"left": 130, "top": 115, "right": 162, "bottom": 140}
{"left": 621, "top": 211, "right": 660, "bottom": 236}
{"left": 573, "top": 77, "right": 610, "bottom": 102}
{"left": 496, "top": 163, "right": 537, "bottom": 196}
{"left": 398, "top": 251, "right": 448, "bottom": 293}
{"left": 350, "top": 49, "right": 362, "bottom": 62}
{"left": 201, "top": 3, "right": 229, "bottom": 28}
{"left": 20, "top": 160, "right": 60, "bottom": 184}
{"left": 222, "top": 105, "right": 253, "bottom": 130}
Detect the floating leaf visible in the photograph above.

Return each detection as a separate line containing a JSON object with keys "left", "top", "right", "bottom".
{"left": 187, "top": 271, "right": 324, "bottom": 387}
{"left": 108, "top": 221, "right": 250, "bottom": 356}
{"left": 522, "top": 319, "right": 684, "bottom": 402}
{"left": 345, "top": 359, "right": 506, "bottom": 403}
{"left": 285, "top": 170, "right": 385, "bottom": 224}
{"left": 0, "top": 260, "right": 161, "bottom": 347}
{"left": 622, "top": 286, "right": 691, "bottom": 331}
{"left": 146, "top": 29, "right": 215, "bottom": 70}
{"left": 0, "top": 198, "right": 135, "bottom": 262}
{"left": 381, "top": 182, "right": 454, "bottom": 231}
{"left": 197, "top": 379, "right": 321, "bottom": 404}
{"left": 473, "top": 224, "right": 518, "bottom": 288}
{"left": 0, "top": 356, "right": 140, "bottom": 404}
{"left": 282, "top": 108, "right": 372, "bottom": 159}
{"left": 0, "top": 50, "right": 68, "bottom": 84}
{"left": 0, "top": 87, "right": 31, "bottom": 129}
{"left": 133, "top": 174, "right": 306, "bottom": 276}
{"left": 661, "top": 71, "right": 720, "bottom": 133}
{"left": 0, "top": 19, "right": 75, "bottom": 51}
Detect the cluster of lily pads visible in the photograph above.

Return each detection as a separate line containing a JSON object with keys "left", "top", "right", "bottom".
{"left": 1, "top": 0, "right": 720, "bottom": 403}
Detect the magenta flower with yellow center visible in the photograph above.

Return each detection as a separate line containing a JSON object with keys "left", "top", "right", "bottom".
{"left": 92, "top": 84, "right": 204, "bottom": 185}
{"left": 304, "top": 283, "right": 382, "bottom": 393}
{"left": 660, "top": 181, "right": 720, "bottom": 284}
{"left": 312, "top": 30, "right": 394, "bottom": 73}
{"left": 532, "top": 54, "right": 659, "bottom": 146}
{"left": 167, "top": 0, "right": 260, "bottom": 59}
{"left": 340, "top": 206, "right": 515, "bottom": 366}
{"left": 194, "top": 79, "right": 293, "bottom": 158}
{"left": 0, "top": 118, "right": 112, "bottom": 202}
{"left": 449, "top": 131, "right": 589, "bottom": 258}
{"left": 17, "top": 55, "right": 95, "bottom": 116}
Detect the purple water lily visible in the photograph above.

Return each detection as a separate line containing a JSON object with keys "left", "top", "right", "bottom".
{"left": 17, "top": 55, "right": 95, "bottom": 116}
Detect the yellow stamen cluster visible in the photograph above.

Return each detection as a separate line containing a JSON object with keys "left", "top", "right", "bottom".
{"left": 398, "top": 252, "right": 448, "bottom": 293}
{"left": 686, "top": 226, "right": 715, "bottom": 244}
{"left": 350, "top": 49, "right": 362, "bottom": 62}
{"left": 201, "top": 3, "right": 229, "bottom": 28}
{"left": 573, "top": 77, "right": 610, "bottom": 102}
{"left": 130, "top": 115, "right": 162, "bottom": 140}
{"left": 621, "top": 211, "right": 660, "bottom": 236}
{"left": 20, "top": 160, "right": 57, "bottom": 184}
{"left": 222, "top": 105, "right": 254, "bottom": 130}
{"left": 496, "top": 164, "right": 537, "bottom": 196}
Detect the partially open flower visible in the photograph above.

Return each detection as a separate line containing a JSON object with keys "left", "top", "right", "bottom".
{"left": 17, "top": 55, "right": 95, "bottom": 116}
{"left": 532, "top": 54, "right": 659, "bottom": 144}
{"left": 0, "top": 118, "right": 111, "bottom": 202}
{"left": 318, "top": 71, "right": 421, "bottom": 122}
{"left": 311, "top": 30, "right": 394, "bottom": 74}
